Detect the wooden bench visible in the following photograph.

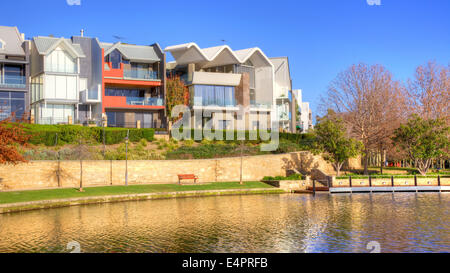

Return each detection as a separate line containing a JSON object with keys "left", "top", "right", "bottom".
{"left": 177, "top": 174, "right": 198, "bottom": 184}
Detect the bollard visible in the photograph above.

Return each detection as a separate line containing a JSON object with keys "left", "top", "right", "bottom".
{"left": 349, "top": 176, "right": 352, "bottom": 187}
{"left": 391, "top": 176, "right": 394, "bottom": 187}
{"left": 312, "top": 179, "right": 316, "bottom": 195}
{"left": 369, "top": 175, "right": 372, "bottom": 187}
{"left": 414, "top": 175, "right": 417, "bottom": 186}
{"left": 438, "top": 175, "right": 441, "bottom": 186}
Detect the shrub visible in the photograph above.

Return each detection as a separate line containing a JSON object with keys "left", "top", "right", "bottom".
{"left": 139, "top": 138, "right": 148, "bottom": 147}
{"left": 263, "top": 173, "right": 304, "bottom": 181}
{"left": 22, "top": 124, "right": 155, "bottom": 146}
{"left": 183, "top": 139, "right": 194, "bottom": 147}
{"left": 90, "top": 127, "right": 155, "bottom": 145}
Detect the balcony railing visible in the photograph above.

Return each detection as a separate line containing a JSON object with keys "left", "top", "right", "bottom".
{"left": 45, "top": 64, "right": 78, "bottom": 74}
{"left": 0, "top": 76, "right": 26, "bottom": 89}
{"left": 88, "top": 89, "right": 99, "bottom": 100}
{"left": 37, "top": 117, "right": 70, "bottom": 125}
{"left": 250, "top": 102, "right": 271, "bottom": 109}
{"left": 126, "top": 97, "right": 164, "bottom": 106}
{"left": 124, "top": 69, "right": 159, "bottom": 80}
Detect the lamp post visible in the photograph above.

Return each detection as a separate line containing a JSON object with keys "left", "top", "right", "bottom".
{"left": 125, "top": 130, "right": 129, "bottom": 186}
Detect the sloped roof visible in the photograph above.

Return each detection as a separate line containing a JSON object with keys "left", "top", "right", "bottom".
{"left": 0, "top": 26, "right": 25, "bottom": 56}
{"left": 33, "top": 36, "right": 85, "bottom": 57}
{"left": 100, "top": 41, "right": 160, "bottom": 62}
{"left": 164, "top": 42, "right": 272, "bottom": 67}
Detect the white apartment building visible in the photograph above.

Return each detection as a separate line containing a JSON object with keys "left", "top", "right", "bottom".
{"left": 293, "top": 89, "right": 313, "bottom": 133}
{"left": 165, "top": 43, "right": 275, "bottom": 131}
{"left": 270, "top": 57, "right": 296, "bottom": 132}
{"left": 30, "top": 36, "right": 85, "bottom": 124}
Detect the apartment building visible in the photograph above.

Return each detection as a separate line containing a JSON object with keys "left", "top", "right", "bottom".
{"left": 0, "top": 26, "right": 30, "bottom": 121}
{"left": 30, "top": 36, "right": 86, "bottom": 124}
{"left": 100, "top": 41, "right": 166, "bottom": 128}
{"left": 293, "top": 89, "right": 313, "bottom": 133}
{"left": 165, "top": 43, "right": 274, "bottom": 130}
{"left": 72, "top": 34, "right": 103, "bottom": 125}
{"left": 270, "top": 57, "right": 296, "bottom": 133}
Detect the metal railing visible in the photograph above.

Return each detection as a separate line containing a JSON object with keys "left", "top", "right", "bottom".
{"left": 124, "top": 69, "right": 159, "bottom": 80}
{"left": 108, "top": 122, "right": 165, "bottom": 129}
{"left": 45, "top": 64, "right": 78, "bottom": 74}
{"left": 0, "top": 76, "right": 26, "bottom": 89}
{"left": 87, "top": 89, "right": 99, "bottom": 100}
{"left": 250, "top": 102, "right": 271, "bottom": 109}
{"left": 126, "top": 97, "right": 164, "bottom": 106}
{"left": 37, "top": 117, "right": 69, "bottom": 125}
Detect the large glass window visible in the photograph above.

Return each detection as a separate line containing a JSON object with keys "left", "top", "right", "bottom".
{"left": 193, "top": 85, "right": 235, "bottom": 107}
{"left": 106, "top": 112, "right": 116, "bottom": 126}
{"left": 38, "top": 103, "right": 74, "bottom": 124}
{"left": 105, "top": 88, "right": 144, "bottom": 97}
{"left": 1, "top": 64, "right": 25, "bottom": 86}
{"left": 0, "top": 91, "right": 25, "bottom": 121}
{"left": 45, "top": 47, "right": 77, "bottom": 73}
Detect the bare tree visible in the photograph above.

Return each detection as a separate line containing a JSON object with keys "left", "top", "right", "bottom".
{"left": 73, "top": 138, "right": 91, "bottom": 192}
{"left": 321, "top": 63, "right": 407, "bottom": 174}
{"left": 407, "top": 61, "right": 450, "bottom": 124}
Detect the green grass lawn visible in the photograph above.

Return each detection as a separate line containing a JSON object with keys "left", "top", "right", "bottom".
{"left": 0, "top": 182, "right": 275, "bottom": 205}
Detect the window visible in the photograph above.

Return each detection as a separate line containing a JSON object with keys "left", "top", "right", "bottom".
{"left": 46, "top": 47, "right": 77, "bottom": 73}
{"left": 105, "top": 88, "right": 144, "bottom": 97}
{"left": 31, "top": 76, "right": 43, "bottom": 102}
{"left": 0, "top": 91, "right": 25, "bottom": 121}
{"left": 3, "top": 65, "right": 25, "bottom": 84}
{"left": 250, "top": 89, "right": 256, "bottom": 105}
{"left": 193, "top": 85, "right": 235, "bottom": 107}
{"left": 0, "top": 39, "right": 4, "bottom": 49}
{"left": 106, "top": 112, "right": 116, "bottom": 126}
{"left": 109, "top": 50, "right": 122, "bottom": 69}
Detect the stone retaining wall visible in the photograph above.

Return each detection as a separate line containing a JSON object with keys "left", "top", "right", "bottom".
{"left": 0, "top": 152, "right": 361, "bottom": 191}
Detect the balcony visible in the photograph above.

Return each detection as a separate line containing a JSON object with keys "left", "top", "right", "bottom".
{"left": 251, "top": 102, "right": 272, "bottom": 109}
{"left": 0, "top": 76, "right": 26, "bottom": 89}
{"left": 45, "top": 64, "right": 78, "bottom": 74}
{"left": 190, "top": 72, "right": 241, "bottom": 86}
{"left": 124, "top": 69, "right": 159, "bottom": 80}
{"left": 126, "top": 97, "right": 164, "bottom": 106}
{"left": 80, "top": 88, "right": 101, "bottom": 103}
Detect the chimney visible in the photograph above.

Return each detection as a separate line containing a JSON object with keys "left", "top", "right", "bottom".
{"left": 80, "top": 29, "right": 84, "bottom": 37}
{"left": 21, "top": 33, "right": 25, "bottom": 41}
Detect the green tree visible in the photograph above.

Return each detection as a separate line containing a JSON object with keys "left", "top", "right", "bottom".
{"left": 392, "top": 115, "right": 449, "bottom": 175}
{"left": 166, "top": 76, "right": 187, "bottom": 122}
{"left": 313, "top": 112, "right": 363, "bottom": 176}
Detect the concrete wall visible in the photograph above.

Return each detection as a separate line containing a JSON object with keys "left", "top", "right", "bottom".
{"left": 0, "top": 152, "right": 358, "bottom": 191}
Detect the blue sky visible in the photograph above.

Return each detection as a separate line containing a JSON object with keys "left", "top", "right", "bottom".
{"left": 1, "top": 0, "right": 449, "bottom": 118}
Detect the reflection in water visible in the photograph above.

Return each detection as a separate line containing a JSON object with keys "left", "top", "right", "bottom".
{"left": 0, "top": 193, "right": 448, "bottom": 253}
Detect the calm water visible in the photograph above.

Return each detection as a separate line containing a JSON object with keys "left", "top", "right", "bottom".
{"left": 0, "top": 193, "right": 449, "bottom": 253}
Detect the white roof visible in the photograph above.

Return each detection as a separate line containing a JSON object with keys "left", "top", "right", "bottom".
{"left": 164, "top": 42, "right": 272, "bottom": 68}
{"left": 33, "top": 36, "right": 86, "bottom": 58}
{"left": 100, "top": 41, "right": 160, "bottom": 62}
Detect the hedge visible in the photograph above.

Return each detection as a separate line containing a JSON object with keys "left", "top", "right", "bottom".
{"left": 92, "top": 127, "right": 155, "bottom": 145}
{"left": 174, "top": 129, "right": 316, "bottom": 146}
{"left": 23, "top": 124, "right": 155, "bottom": 146}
